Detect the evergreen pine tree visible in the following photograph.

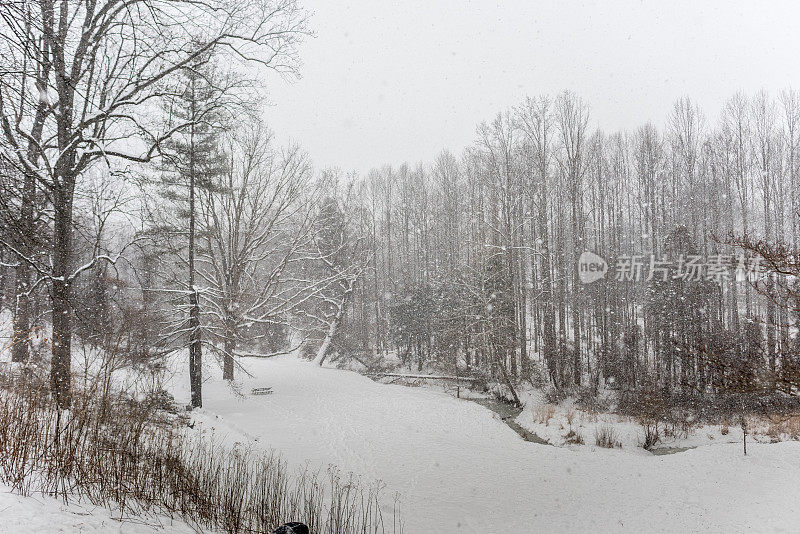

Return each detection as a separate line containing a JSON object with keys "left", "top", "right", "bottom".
{"left": 158, "top": 48, "right": 229, "bottom": 408}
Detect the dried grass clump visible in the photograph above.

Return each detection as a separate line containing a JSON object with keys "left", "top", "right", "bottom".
{"left": 594, "top": 424, "right": 621, "bottom": 449}
{"left": 532, "top": 404, "right": 556, "bottom": 425}
{"left": 564, "top": 429, "right": 584, "bottom": 445}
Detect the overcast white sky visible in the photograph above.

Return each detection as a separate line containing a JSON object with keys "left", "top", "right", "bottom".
{"left": 262, "top": 0, "right": 800, "bottom": 174}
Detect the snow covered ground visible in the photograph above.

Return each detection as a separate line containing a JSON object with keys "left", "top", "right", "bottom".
{"left": 0, "top": 482, "right": 204, "bottom": 534}
{"left": 515, "top": 391, "right": 741, "bottom": 452}
{"left": 165, "top": 355, "right": 800, "bottom": 533}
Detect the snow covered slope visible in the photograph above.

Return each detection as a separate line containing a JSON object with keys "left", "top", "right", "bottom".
{"left": 0, "top": 483, "right": 206, "bottom": 534}
{"left": 180, "top": 356, "right": 800, "bottom": 533}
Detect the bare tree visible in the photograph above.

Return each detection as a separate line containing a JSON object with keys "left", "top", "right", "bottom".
{"left": 197, "top": 123, "right": 315, "bottom": 379}
{"left": 555, "top": 91, "right": 589, "bottom": 385}
{"left": 517, "top": 96, "right": 559, "bottom": 385}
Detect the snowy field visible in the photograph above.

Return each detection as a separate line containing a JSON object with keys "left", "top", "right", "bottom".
{"left": 0, "top": 481, "right": 202, "bottom": 534}
{"left": 161, "top": 356, "right": 800, "bottom": 533}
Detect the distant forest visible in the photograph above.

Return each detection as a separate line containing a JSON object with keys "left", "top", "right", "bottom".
{"left": 328, "top": 91, "right": 800, "bottom": 401}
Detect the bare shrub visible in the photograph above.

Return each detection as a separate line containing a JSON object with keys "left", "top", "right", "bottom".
{"left": 641, "top": 423, "right": 660, "bottom": 450}
{"left": 664, "top": 407, "right": 696, "bottom": 439}
{"left": 618, "top": 382, "right": 665, "bottom": 450}
{"left": 564, "top": 429, "right": 584, "bottom": 445}
{"left": 594, "top": 424, "right": 621, "bottom": 449}
{"left": 565, "top": 408, "right": 576, "bottom": 428}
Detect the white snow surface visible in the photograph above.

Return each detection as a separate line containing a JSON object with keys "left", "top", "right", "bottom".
{"left": 514, "top": 391, "right": 759, "bottom": 452}
{"left": 0, "top": 483, "right": 204, "bottom": 534}
{"left": 170, "top": 356, "right": 800, "bottom": 533}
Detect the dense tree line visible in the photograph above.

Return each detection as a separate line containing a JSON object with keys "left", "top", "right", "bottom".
{"left": 334, "top": 91, "right": 800, "bottom": 401}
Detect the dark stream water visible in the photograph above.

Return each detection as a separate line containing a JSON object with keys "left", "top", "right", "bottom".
{"left": 471, "top": 398, "right": 550, "bottom": 445}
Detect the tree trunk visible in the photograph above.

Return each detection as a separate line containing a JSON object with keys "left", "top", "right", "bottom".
{"left": 189, "top": 289, "right": 202, "bottom": 407}
{"left": 11, "top": 158, "right": 39, "bottom": 364}
{"left": 223, "top": 326, "right": 235, "bottom": 381}
{"left": 12, "top": 51, "right": 48, "bottom": 363}
{"left": 188, "top": 115, "right": 203, "bottom": 408}
{"left": 313, "top": 309, "right": 341, "bottom": 366}
{"left": 571, "top": 199, "right": 582, "bottom": 385}
{"left": 11, "top": 273, "right": 30, "bottom": 363}
{"left": 51, "top": 191, "right": 73, "bottom": 409}
{"left": 740, "top": 411, "right": 747, "bottom": 455}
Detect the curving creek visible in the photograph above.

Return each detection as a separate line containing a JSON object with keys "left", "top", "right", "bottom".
{"left": 470, "top": 397, "right": 550, "bottom": 445}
